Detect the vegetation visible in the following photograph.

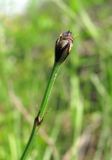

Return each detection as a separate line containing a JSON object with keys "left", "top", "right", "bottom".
{"left": 0, "top": 0, "right": 112, "bottom": 160}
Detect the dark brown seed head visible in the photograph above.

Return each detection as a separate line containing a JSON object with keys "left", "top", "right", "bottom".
{"left": 55, "top": 31, "right": 73, "bottom": 64}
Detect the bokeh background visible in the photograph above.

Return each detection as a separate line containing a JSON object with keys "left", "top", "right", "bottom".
{"left": 0, "top": 0, "right": 112, "bottom": 160}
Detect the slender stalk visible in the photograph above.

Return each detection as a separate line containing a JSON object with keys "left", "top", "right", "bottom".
{"left": 37, "top": 63, "right": 61, "bottom": 119}
{"left": 20, "top": 30, "right": 73, "bottom": 160}
{"left": 20, "top": 121, "right": 36, "bottom": 160}
{"left": 20, "top": 62, "right": 61, "bottom": 160}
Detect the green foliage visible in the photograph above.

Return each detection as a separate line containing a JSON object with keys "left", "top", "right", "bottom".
{"left": 0, "top": 0, "right": 112, "bottom": 160}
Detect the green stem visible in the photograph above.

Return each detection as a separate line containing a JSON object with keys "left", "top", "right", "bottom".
{"left": 20, "top": 122, "right": 36, "bottom": 160}
{"left": 20, "top": 63, "right": 61, "bottom": 160}
{"left": 38, "top": 63, "right": 60, "bottom": 118}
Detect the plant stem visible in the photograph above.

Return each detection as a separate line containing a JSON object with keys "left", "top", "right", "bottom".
{"left": 20, "top": 62, "right": 61, "bottom": 160}
{"left": 20, "top": 121, "right": 36, "bottom": 160}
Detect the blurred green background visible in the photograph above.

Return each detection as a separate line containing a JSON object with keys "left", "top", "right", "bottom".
{"left": 0, "top": 0, "right": 112, "bottom": 160}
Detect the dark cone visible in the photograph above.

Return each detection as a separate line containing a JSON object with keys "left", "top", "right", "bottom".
{"left": 55, "top": 31, "right": 73, "bottom": 64}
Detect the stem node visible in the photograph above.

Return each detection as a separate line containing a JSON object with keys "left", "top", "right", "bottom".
{"left": 34, "top": 115, "right": 43, "bottom": 126}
